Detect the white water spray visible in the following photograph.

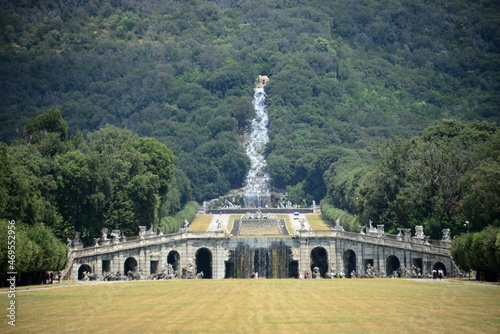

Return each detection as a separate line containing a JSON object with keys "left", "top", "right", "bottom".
{"left": 243, "top": 87, "right": 271, "bottom": 208}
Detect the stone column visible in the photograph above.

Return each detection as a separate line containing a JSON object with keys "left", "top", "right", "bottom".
{"left": 213, "top": 240, "right": 225, "bottom": 279}
{"left": 423, "top": 254, "right": 432, "bottom": 277}
{"left": 140, "top": 247, "right": 148, "bottom": 277}
{"left": 299, "top": 239, "right": 310, "bottom": 274}
{"left": 95, "top": 255, "right": 102, "bottom": 276}
{"left": 377, "top": 246, "right": 386, "bottom": 277}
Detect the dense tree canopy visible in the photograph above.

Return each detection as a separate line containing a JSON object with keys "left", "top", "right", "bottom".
{"left": 451, "top": 226, "right": 500, "bottom": 281}
{"left": 1, "top": 109, "right": 179, "bottom": 243}
{"left": 347, "top": 120, "right": 499, "bottom": 238}
{"left": 0, "top": 0, "right": 498, "bottom": 203}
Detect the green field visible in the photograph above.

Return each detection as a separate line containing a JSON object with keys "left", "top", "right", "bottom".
{"left": 2, "top": 279, "right": 499, "bottom": 333}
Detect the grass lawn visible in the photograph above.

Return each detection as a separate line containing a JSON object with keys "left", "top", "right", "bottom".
{"left": 189, "top": 214, "right": 213, "bottom": 232}
{"left": 3, "top": 279, "right": 499, "bottom": 333}
{"left": 226, "top": 215, "right": 240, "bottom": 232}
{"left": 307, "top": 214, "right": 331, "bottom": 230}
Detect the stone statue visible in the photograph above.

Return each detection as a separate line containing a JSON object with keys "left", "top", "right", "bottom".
{"left": 376, "top": 224, "right": 384, "bottom": 236}
{"left": 162, "top": 263, "right": 175, "bottom": 280}
{"left": 404, "top": 228, "right": 412, "bottom": 239}
{"left": 415, "top": 225, "right": 425, "bottom": 239}
{"left": 255, "top": 75, "right": 269, "bottom": 88}
{"left": 101, "top": 228, "right": 108, "bottom": 240}
{"left": 146, "top": 225, "right": 154, "bottom": 237}
{"left": 139, "top": 226, "right": 146, "bottom": 239}
{"left": 184, "top": 219, "right": 189, "bottom": 228}
{"left": 313, "top": 267, "right": 321, "bottom": 279}
{"left": 73, "top": 231, "right": 82, "bottom": 245}
{"left": 366, "top": 263, "right": 376, "bottom": 278}
{"left": 368, "top": 220, "right": 377, "bottom": 234}
{"left": 442, "top": 228, "right": 451, "bottom": 241}
{"left": 182, "top": 257, "right": 196, "bottom": 279}
{"left": 334, "top": 219, "right": 344, "bottom": 231}
{"left": 359, "top": 226, "right": 366, "bottom": 234}
{"left": 350, "top": 270, "right": 357, "bottom": 278}
{"left": 111, "top": 230, "right": 121, "bottom": 243}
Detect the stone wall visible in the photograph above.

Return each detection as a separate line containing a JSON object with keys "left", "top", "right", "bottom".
{"left": 70, "top": 229, "right": 454, "bottom": 280}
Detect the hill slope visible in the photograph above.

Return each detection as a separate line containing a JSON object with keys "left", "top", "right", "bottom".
{"left": 1, "top": 0, "right": 499, "bottom": 204}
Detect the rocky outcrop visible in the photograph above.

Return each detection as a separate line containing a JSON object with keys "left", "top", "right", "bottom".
{"left": 255, "top": 75, "right": 269, "bottom": 88}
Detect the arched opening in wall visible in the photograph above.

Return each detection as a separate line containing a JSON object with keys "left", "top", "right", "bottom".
{"left": 150, "top": 261, "right": 159, "bottom": 274}
{"left": 413, "top": 258, "right": 423, "bottom": 276}
{"left": 102, "top": 260, "right": 110, "bottom": 273}
{"left": 254, "top": 248, "right": 269, "bottom": 278}
{"left": 432, "top": 262, "right": 447, "bottom": 277}
{"left": 225, "top": 256, "right": 235, "bottom": 279}
{"left": 124, "top": 257, "right": 138, "bottom": 275}
{"left": 196, "top": 248, "right": 212, "bottom": 279}
{"left": 310, "top": 247, "right": 328, "bottom": 278}
{"left": 78, "top": 264, "right": 92, "bottom": 280}
{"left": 386, "top": 255, "right": 400, "bottom": 277}
{"left": 167, "top": 251, "right": 180, "bottom": 275}
{"left": 343, "top": 249, "right": 356, "bottom": 278}
{"left": 289, "top": 261, "right": 299, "bottom": 278}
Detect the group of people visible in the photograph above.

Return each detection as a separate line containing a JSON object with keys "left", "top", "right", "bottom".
{"left": 44, "top": 272, "right": 59, "bottom": 284}
{"left": 432, "top": 269, "right": 444, "bottom": 280}
{"left": 298, "top": 271, "right": 315, "bottom": 279}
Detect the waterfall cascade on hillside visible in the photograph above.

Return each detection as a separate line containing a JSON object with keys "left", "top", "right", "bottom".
{"left": 243, "top": 87, "right": 271, "bottom": 208}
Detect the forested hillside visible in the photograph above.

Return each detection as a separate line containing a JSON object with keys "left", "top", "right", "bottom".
{"left": 1, "top": 0, "right": 499, "bottom": 244}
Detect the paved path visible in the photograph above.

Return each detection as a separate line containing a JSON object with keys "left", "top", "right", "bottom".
{"left": 207, "top": 213, "right": 231, "bottom": 232}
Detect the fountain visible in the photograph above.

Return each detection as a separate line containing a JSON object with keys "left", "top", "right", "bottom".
{"left": 228, "top": 240, "right": 292, "bottom": 278}
{"left": 243, "top": 77, "right": 271, "bottom": 208}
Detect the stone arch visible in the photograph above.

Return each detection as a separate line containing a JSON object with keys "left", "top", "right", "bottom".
{"left": 124, "top": 257, "right": 138, "bottom": 275}
{"left": 254, "top": 248, "right": 269, "bottom": 278}
{"left": 432, "top": 262, "right": 447, "bottom": 277}
{"left": 343, "top": 249, "right": 356, "bottom": 278}
{"left": 386, "top": 255, "right": 400, "bottom": 277}
{"left": 167, "top": 250, "right": 181, "bottom": 274}
{"left": 195, "top": 248, "right": 212, "bottom": 279}
{"left": 78, "top": 264, "right": 92, "bottom": 280}
{"left": 310, "top": 247, "right": 328, "bottom": 278}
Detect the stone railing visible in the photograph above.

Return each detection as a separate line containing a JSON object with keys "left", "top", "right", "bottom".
{"left": 70, "top": 230, "right": 230, "bottom": 259}
{"left": 294, "top": 229, "right": 451, "bottom": 256}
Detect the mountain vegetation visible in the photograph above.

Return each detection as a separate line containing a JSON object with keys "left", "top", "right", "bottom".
{"left": 0, "top": 0, "right": 499, "bottom": 281}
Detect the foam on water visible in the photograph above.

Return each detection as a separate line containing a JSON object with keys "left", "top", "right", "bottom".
{"left": 243, "top": 87, "right": 271, "bottom": 208}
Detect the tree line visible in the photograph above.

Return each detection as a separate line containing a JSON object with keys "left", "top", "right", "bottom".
{"left": 0, "top": 108, "right": 186, "bottom": 284}
{"left": 323, "top": 120, "right": 499, "bottom": 238}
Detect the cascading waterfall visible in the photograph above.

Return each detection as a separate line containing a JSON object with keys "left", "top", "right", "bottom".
{"left": 243, "top": 87, "right": 271, "bottom": 208}
{"left": 230, "top": 240, "right": 291, "bottom": 279}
